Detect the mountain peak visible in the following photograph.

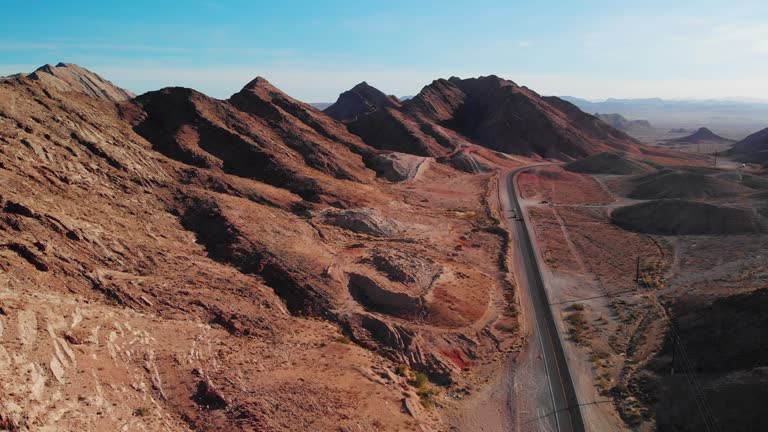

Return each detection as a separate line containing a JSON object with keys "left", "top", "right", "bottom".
{"left": 24, "top": 62, "right": 135, "bottom": 101}
{"left": 324, "top": 81, "right": 399, "bottom": 122}
{"left": 670, "top": 126, "right": 734, "bottom": 144}
{"left": 242, "top": 76, "right": 275, "bottom": 90}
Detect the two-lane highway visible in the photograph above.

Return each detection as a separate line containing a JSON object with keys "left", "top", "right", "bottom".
{"left": 501, "top": 166, "right": 586, "bottom": 432}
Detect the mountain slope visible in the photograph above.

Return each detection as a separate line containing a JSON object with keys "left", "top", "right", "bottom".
{"left": 0, "top": 65, "right": 521, "bottom": 431}
{"left": 729, "top": 127, "right": 768, "bottom": 165}
{"left": 341, "top": 75, "right": 646, "bottom": 160}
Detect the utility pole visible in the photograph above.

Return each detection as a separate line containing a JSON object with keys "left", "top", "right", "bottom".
{"left": 713, "top": 151, "right": 718, "bottom": 168}
{"left": 635, "top": 256, "right": 641, "bottom": 285}
{"left": 671, "top": 340, "right": 676, "bottom": 376}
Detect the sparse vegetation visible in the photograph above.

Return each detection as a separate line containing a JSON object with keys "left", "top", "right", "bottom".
{"left": 566, "top": 310, "right": 589, "bottom": 344}
{"left": 417, "top": 387, "right": 439, "bottom": 408}
{"left": 133, "top": 407, "right": 150, "bottom": 417}
{"left": 411, "top": 372, "right": 429, "bottom": 388}
{"left": 612, "top": 382, "right": 629, "bottom": 395}
{"left": 335, "top": 335, "right": 352, "bottom": 344}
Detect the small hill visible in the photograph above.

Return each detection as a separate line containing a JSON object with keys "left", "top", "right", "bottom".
{"left": 324, "top": 82, "right": 400, "bottom": 122}
{"left": 595, "top": 113, "right": 652, "bottom": 131}
{"left": 669, "top": 127, "right": 735, "bottom": 144}
{"left": 626, "top": 170, "right": 750, "bottom": 199}
{"left": 729, "top": 127, "right": 768, "bottom": 166}
{"left": 564, "top": 152, "right": 654, "bottom": 175}
{"left": 19, "top": 63, "right": 135, "bottom": 101}
{"left": 611, "top": 200, "right": 768, "bottom": 235}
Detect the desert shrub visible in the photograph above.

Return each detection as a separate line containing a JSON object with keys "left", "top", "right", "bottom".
{"left": 412, "top": 372, "right": 429, "bottom": 388}
{"left": 335, "top": 335, "right": 351, "bottom": 344}
{"left": 394, "top": 364, "right": 408, "bottom": 376}
{"left": 417, "top": 387, "right": 439, "bottom": 408}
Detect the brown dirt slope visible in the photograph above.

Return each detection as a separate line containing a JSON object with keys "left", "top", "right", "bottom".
{"left": 611, "top": 200, "right": 768, "bottom": 235}
{"left": 626, "top": 170, "right": 752, "bottom": 199}
{"left": 729, "top": 126, "right": 768, "bottom": 166}
{"left": 651, "top": 288, "right": 768, "bottom": 432}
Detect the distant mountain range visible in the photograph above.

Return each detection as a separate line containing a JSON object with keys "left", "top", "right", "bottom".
{"left": 594, "top": 113, "right": 652, "bottom": 132}
{"left": 561, "top": 96, "right": 768, "bottom": 132}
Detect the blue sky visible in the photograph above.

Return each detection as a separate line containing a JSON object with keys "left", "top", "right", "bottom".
{"left": 1, "top": 0, "right": 767, "bottom": 101}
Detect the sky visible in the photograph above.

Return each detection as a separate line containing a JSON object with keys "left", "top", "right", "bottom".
{"left": 1, "top": 0, "right": 767, "bottom": 102}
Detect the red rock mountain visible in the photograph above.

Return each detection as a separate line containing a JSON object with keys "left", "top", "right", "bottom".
{"left": 324, "top": 81, "right": 401, "bottom": 122}
{"left": 0, "top": 64, "right": 525, "bottom": 431}
{"left": 333, "top": 75, "right": 645, "bottom": 160}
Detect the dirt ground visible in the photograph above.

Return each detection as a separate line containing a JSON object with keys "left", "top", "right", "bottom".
{"left": 519, "top": 164, "right": 768, "bottom": 431}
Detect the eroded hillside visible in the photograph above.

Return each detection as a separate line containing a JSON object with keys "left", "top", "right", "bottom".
{"left": 0, "top": 65, "right": 529, "bottom": 431}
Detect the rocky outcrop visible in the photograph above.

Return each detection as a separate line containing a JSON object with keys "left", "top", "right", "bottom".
{"left": 321, "top": 208, "right": 403, "bottom": 237}
{"left": 367, "top": 152, "right": 426, "bottom": 181}
{"left": 348, "top": 273, "right": 425, "bottom": 318}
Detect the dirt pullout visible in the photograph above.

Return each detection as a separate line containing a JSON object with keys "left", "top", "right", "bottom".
{"left": 564, "top": 152, "right": 655, "bottom": 175}
{"left": 626, "top": 170, "right": 752, "bottom": 199}
{"left": 611, "top": 200, "right": 768, "bottom": 235}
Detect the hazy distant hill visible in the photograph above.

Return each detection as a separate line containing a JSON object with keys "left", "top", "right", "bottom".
{"left": 562, "top": 96, "right": 768, "bottom": 132}
{"left": 310, "top": 102, "right": 333, "bottom": 110}
{"left": 669, "top": 127, "right": 735, "bottom": 144}
{"left": 595, "top": 113, "right": 652, "bottom": 131}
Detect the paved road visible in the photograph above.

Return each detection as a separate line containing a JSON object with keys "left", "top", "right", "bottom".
{"left": 502, "top": 166, "right": 586, "bottom": 432}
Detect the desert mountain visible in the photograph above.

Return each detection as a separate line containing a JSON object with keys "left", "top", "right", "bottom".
{"left": 1, "top": 62, "right": 135, "bottom": 101}
{"left": 0, "top": 64, "right": 525, "bottom": 431}
{"left": 669, "top": 127, "right": 735, "bottom": 144}
{"left": 729, "top": 127, "right": 768, "bottom": 165}
{"left": 337, "top": 75, "right": 651, "bottom": 160}
{"left": 595, "top": 113, "right": 652, "bottom": 131}
{"left": 324, "top": 81, "right": 401, "bottom": 122}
